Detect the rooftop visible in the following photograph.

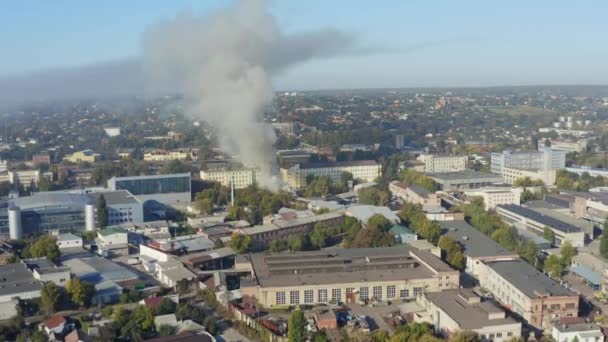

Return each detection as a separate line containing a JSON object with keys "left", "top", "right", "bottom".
{"left": 98, "top": 226, "right": 129, "bottom": 236}
{"left": 249, "top": 246, "right": 452, "bottom": 288}
{"left": 497, "top": 204, "right": 582, "bottom": 233}
{"left": 408, "top": 184, "right": 431, "bottom": 197}
{"left": 424, "top": 289, "right": 518, "bottom": 330}
{"left": 11, "top": 191, "right": 89, "bottom": 209}
{"left": 0, "top": 263, "right": 42, "bottom": 297}
{"left": 63, "top": 256, "right": 138, "bottom": 284}
{"left": 111, "top": 173, "right": 191, "bottom": 181}
{"left": 439, "top": 221, "right": 517, "bottom": 258}
{"left": 486, "top": 259, "right": 575, "bottom": 298}
{"left": 90, "top": 190, "right": 141, "bottom": 205}
{"left": 56, "top": 233, "right": 82, "bottom": 242}
{"left": 346, "top": 205, "right": 400, "bottom": 224}
{"left": 428, "top": 170, "right": 502, "bottom": 182}
{"left": 145, "top": 331, "right": 213, "bottom": 342}
{"left": 298, "top": 160, "right": 379, "bottom": 169}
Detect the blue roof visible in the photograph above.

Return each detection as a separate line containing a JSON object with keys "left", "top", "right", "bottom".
{"left": 498, "top": 204, "right": 582, "bottom": 233}
{"left": 571, "top": 265, "right": 601, "bottom": 286}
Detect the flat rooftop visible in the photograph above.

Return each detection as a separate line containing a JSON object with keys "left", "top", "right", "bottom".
{"left": 0, "top": 263, "right": 42, "bottom": 297}
{"left": 428, "top": 171, "right": 502, "bottom": 182}
{"left": 425, "top": 289, "right": 518, "bottom": 330}
{"left": 497, "top": 204, "right": 582, "bottom": 233}
{"left": 298, "top": 160, "right": 379, "bottom": 169}
{"left": 439, "top": 221, "right": 517, "bottom": 258}
{"left": 89, "top": 190, "right": 140, "bottom": 205}
{"left": 249, "top": 246, "right": 451, "bottom": 288}
{"left": 485, "top": 259, "right": 575, "bottom": 298}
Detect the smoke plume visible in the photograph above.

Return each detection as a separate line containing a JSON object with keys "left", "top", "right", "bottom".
{"left": 142, "top": 0, "right": 356, "bottom": 189}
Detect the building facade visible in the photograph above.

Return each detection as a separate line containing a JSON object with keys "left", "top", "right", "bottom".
{"left": 280, "top": 160, "right": 381, "bottom": 189}
{"left": 63, "top": 150, "right": 101, "bottom": 163}
{"left": 429, "top": 171, "right": 502, "bottom": 191}
{"left": 415, "top": 289, "right": 522, "bottom": 342}
{"left": 143, "top": 149, "right": 198, "bottom": 162}
{"left": 241, "top": 247, "right": 459, "bottom": 307}
{"left": 200, "top": 168, "right": 261, "bottom": 189}
{"left": 389, "top": 181, "right": 441, "bottom": 206}
{"left": 463, "top": 187, "right": 522, "bottom": 210}
{"left": 491, "top": 148, "right": 566, "bottom": 175}
{"left": 417, "top": 154, "right": 468, "bottom": 173}
{"left": 477, "top": 260, "right": 579, "bottom": 330}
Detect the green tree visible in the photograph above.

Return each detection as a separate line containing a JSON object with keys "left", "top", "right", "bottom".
{"left": 156, "top": 298, "right": 177, "bottom": 315}
{"left": 65, "top": 278, "right": 95, "bottom": 307}
{"left": 29, "top": 236, "right": 61, "bottom": 262}
{"left": 269, "top": 239, "right": 289, "bottom": 253}
{"left": 544, "top": 254, "right": 564, "bottom": 278}
{"left": 560, "top": 240, "right": 576, "bottom": 266}
{"left": 31, "top": 331, "right": 47, "bottom": 342}
{"left": 37, "top": 177, "right": 54, "bottom": 192}
{"left": 310, "top": 223, "right": 329, "bottom": 249}
{"left": 517, "top": 240, "right": 539, "bottom": 265}
{"left": 160, "top": 160, "right": 189, "bottom": 175}
{"left": 228, "top": 234, "right": 252, "bottom": 254}
{"left": 288, "top": 310, "right": 307, "bottom": 342}
{"left": 543, "top": 227, "right": 555, "bottom": 246}
{"left": 40, "top": 282, "right": 62, "bottom": 313}
{"left": 203, "top": 316, "right": 218, "bottom": 335}
{"left": 288, "top": 234, "right": 307, "bottom": 251}
{"left": 158, "top": 324, "right": 175, "bottom": 336}
{"left": 438, "top": 236, "right": 465, "bottom": 269}
{"left": 97, "top": 194, "right": 108, "bottom": 228}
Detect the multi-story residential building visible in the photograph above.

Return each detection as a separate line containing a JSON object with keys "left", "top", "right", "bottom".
{"left": 7, "top": 169, "right": 53, "bottom": 189}
{"left": 241, "top": 246, "right": 459, "bottom": 307}
{"left": 478, "top": 259, "right": 579, "bottom": 330}
{"left": 416, "top": 154, "right": 468, "bottom": 173}
{"left": 0, "top": 160, "right": 7, "bottom": 173}
{"left": 438, "top": 220, "right": 519, "bottom": 276}
{"left": 200, "top": 167, "right": 261, "bottom": 189}
{"left": 490, "top": 147, "right": 565, "bottom": 178}
{"left": 389, "top": 181, "right": 441, "bottom": 206}
{"left": 496, "top": 204, "right": 585, "bottom": 247}
{"left": 143, "top": 149, "right": 198, "bottom": 162}
{"left": 463, "top": 187, "right": 522, "bottom": 210}
{"left": 281, "top": 160, "right": 381, "bottom": 190}
{"left": 63, "top": 150, "right": 101, "bottom": 163}
{"left": 103, "top": 127, "right": 121, "bottom": 137}
{"left": 415, "top": 289, "right": 522, "bottom": 342}
{"left": 107, "top": 173, "right": 191, "bottom": 205}
{"left": 429, "top": 171, "right": 502, "bottom": 191}
{"left": 538, "top": 138, "right": 588, "bottom": 153}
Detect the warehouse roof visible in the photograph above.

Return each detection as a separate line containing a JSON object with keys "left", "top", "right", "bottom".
{"left": 429, "top": 171, "right": 502, "bottom": 182}
{"left": 439, "top": 221, "right": 517, "bottom": 258}
{"left": 249, "top": 246, "right": 452, "bottom": 288}
{"left": 485, "top": 259, "right": 575, "bottom": 298}
{"left": 497, "top": 204, "right": 582, "bottom": 233}
{"left": 0, "top": 263, "right": 42, "bottom": 297}
{"left": 424, "top": 289, "right": 518, "bottom": 330}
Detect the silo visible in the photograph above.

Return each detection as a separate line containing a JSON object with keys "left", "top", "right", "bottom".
{"left": 85, "top": 202, "right": 96, "bottom": 231}
{"left": 8, "top": 206, "right": 22, "bottom": 240}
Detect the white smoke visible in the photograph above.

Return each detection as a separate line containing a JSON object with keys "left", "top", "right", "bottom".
{"left": 142, "top": 0, "right": 356, "bottom": 190}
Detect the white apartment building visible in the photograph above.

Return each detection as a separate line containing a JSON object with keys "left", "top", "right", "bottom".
{"left": 464, "top": 187, "right": 522, "bottom": 210}
{"left": 490, "top": 147, "right": 566, "bottom": 175}
{"left": 500, "top": 167, "right": 557, "bottom": 186}
{"left": 538, "top": 139, "right": 588, "bottom": 153}
{"left": 200, "top": 168, "right": 261, "bottom": 189}
{"left": 8, "top": 170, "right": 53, "bottom": 189}
{"left": 143, "top": 149, "right": 197, "bottom": 162}
{"left": 103, "top": 127, "right": 121, "bottom": 137}
{"left": 0, "top": 160, "right": 7, "bottom": 173}
{"left": 552, "top": 323, "right": 604, "bottom": 342}
{"left": 280, "top": 160, "right": 381, "bottom": 190}
{"left": 416, "top": 154, "right": 468, "bottom": 173}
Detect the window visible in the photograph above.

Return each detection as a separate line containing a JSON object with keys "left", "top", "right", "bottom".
{"left": 304, "top": 290, "right": 314, "bottom": 304}
{"left": 496, "top": 333, "right": 502, "bottom": 338}
{"left": 507, "top": 332, "right": 513, "bottom": 337}
{"left": 565, "top": 303, "right": 575, "bottom": 309}
{"left": 373, "top": 286, "right": 382, "bottom": 300}
{"left": 360, "top": 287, "right": 369, "bottom": 300}
{"left": 290, "top": 291, "right": 300, "bottom": 305}
{"left": 400, "top": 289, "right": 410, "bottom": 298}
{"left": 346, "top": 288, "right": 355, "bottom": 296}
{"left": 414, "top": 287, "right": 423, "bottom": 296}
{"left": 276, "top": 292, "right": 285, "bottom": 305}
{"left": 318, "top": 289, "right": 328, "bottom": 303}
{"left": 387, "top": 285, "right": 396, "bottom": 299}
{"left": 332, "top": 288, "right": 342, "bottom": 303}
{"left": 551, "top": 304, "right": 560, "bottom": 310}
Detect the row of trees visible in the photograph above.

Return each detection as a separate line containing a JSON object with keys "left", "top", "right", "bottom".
{"left": 358, "top": 186, "right": 391, "bottom": 206}
{"left": 302, "top": 172, "right": 353, "bottom": 197}
{"left": 399, "top": 169, "right": 439, "bottom": 192}
{"left": 343, "top": 215, "right": 395, "bottom": 248}
{"left": 543, "top": 240, "right": 577, "bottom": 278}
{"left": 40, "top": 279, "right": 96, "bottom": 313}
{"left": 555, "top": 169, "right": 608, "bottom": 192}
{"left": 398, "top": 203, "right": 441, "bottom": 244}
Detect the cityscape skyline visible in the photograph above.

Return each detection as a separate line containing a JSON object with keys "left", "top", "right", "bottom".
{"left": 1, "top": 0, "right": 607, "bottom": 90}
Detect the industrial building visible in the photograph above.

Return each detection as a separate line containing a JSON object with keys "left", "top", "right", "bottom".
{"left": 477, "top": 259, "right": 579, "bottom": 330}
{"left": 438, "top": 220, "right": 519, "bottom": 276}
{"left": 143, "top": 149, "right": 198, "bottom": 162}
{"left": 107, "top": 173, "right": 191, "bottom": 205}
{"left": 415, "top": 289, "right": 522, "bottom": 342}
{"left": 2, "top": 190, "right": 143, "bottom": 240}
{"left": 63, "top": 149, "right": 101, "bottom": 163}
{"left": 416, "top": 154, "right": 468, "bottom": 173}
{"left": 538, "top": 138, "right": 588, "bottom": 153}
{"left": 490, "top": 148, "right": 565, "bottom": 185}
{"left": 280, "top": 160, "right": 381, "bottom": 190}
{"left": 241, "top": 246, "right": 459, "bottom": 307}
{"left": 496, "top": 204, "right": 585, "bottom": 247}
{"left": 428, "top": 171, "right": 502, "bottom": 191}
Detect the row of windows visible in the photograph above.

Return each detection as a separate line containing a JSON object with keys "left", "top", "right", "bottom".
{"left": 479, "top": 332, "right": 513, "bottom": 340}
{"left": 275, "top": 286, "right": 423, "bottom": 304}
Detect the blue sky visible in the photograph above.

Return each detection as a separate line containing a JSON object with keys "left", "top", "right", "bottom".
{"left": 1, "top": 0, "right": 607, "bottom": 89}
